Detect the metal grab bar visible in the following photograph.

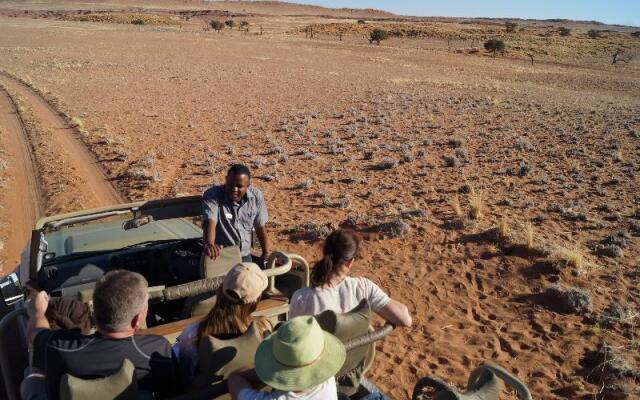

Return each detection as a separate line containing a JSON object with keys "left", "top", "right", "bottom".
{"left": 344, "top": 324, "right": 395, "bottom": 352}
{"left": 149, "top": 251, "right": 295, "bottom": 303}
{"left": 0, "top": 307, "right": 28, "bottom": 400}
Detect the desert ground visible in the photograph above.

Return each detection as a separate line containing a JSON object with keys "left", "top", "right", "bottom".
{"left": 0, "top": 1, "right": 639, "bottom": 398}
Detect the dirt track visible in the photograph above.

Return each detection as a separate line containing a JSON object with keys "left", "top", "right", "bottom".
{"left": 0, "top": 72, "right": 124, "bottom": 271}
{"left": 0, "top": 86, "right": 41, "bottom": 270}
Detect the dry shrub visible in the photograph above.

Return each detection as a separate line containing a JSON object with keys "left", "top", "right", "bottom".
{"left": 468, "top": 189, "right": 484, "bottom": 220}
{"left": 450, "top": 194, "right": 463, "bottom": 217}
{"left": 555, "top": 244, "right": 585, "bottom": 270}
{"left": 497, "top": 215, "right": 509, "bottom": 240}
{"left": 525, "top": 222, "right": 534, "bottom": 250}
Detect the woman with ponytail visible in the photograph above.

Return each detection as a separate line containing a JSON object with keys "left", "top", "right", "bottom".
{"left": 289, "top": 229, "right": 412, "bottom": 327}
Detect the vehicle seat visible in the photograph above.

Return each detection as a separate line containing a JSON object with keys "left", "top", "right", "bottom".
{"left": 189, "top": 322, "right": 264, "bottom": 399}
{"left": 315, "top": 300, "right": 374, "bottom": 397}
{"left": 199, "top": 246, "right": 242, "bottom": 279}
{"left": 59, "top": 359, "right": 152, "bottom": 400}
{"left": 189, "top": 247, "right": 243, "bottom": 317}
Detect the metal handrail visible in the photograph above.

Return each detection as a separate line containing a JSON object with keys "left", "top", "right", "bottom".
{"left": 0, "top": 307, "right": 28, "bottom": 400}
{"left": 286, "top": 253, "right": 310, "bottom": 287}
{"left": 149, "top": 251, "right": 295, "bottom": 303}
{"left": 344, "top": 324, "right": 395, "bottom": 352}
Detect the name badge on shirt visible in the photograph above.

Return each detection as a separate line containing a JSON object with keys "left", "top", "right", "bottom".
{"left": 225, "top": 212, "right": 233, "bottom": 220}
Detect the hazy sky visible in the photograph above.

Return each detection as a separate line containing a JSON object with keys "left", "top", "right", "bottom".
{"left": 296, "top": 1, "right": 640, "bottom": 27}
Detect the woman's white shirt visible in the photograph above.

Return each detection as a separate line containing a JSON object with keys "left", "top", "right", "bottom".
{"left": 289, "top": 276, "right": 390, "bottom": 317}
{"left": 237, "top": 377, "right": 337, "bottom": 400}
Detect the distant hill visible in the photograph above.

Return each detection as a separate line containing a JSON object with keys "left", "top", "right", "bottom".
{"left": 203, "top": 1, "right": 396, "bottom": 18}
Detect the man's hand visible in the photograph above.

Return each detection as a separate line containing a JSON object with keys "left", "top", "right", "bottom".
{"left": 27, "top": 290, "right": 50, "bottom": 346}
{"left": 206, "top": 243, "right": 222, "bottom": 260}
{"left": 27, "top": 290, "right": 49, "bottom": 320}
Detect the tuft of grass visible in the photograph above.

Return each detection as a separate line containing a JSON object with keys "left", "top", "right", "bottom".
{"left": 450, "top": 194, "right": 463, "bottom": 217}
{"left": 497, "top": 215, "right": 509, "bottom": 240}
{"left": 71, "top": 117, "right": 84, "bottom": 129}
{"left": 525, "top": 222, "right": 534, "bottom": 250}
{"left": 468, "top": 189, "right": 484, "bottom": 220}
{"left": 556, "top": 244, "right": 584, "bottom": 270}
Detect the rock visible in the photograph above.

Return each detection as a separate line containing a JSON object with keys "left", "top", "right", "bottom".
{"left": 285, "top": 222, "right": 337, "bottom": 242}
{"left": 372, "top": 158, "right": 399, "bottom": 170}
{"left": 544, "top": 284, "right": 592, "bottom": 314}
{"left": 372, "top": 219, "right": 410, "bottom": 238}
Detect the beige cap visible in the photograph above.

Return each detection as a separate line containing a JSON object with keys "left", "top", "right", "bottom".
{"left": 222, "top": 262, "right": 268, "bottom": 304}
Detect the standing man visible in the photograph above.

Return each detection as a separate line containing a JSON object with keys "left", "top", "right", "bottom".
{"left": 203, "top": 164, "right": 271, "bottom": 264}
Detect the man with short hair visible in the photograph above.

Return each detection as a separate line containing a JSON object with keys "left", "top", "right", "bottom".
{"left": 24, "top": 270, "right": 177, "bottom": 400}
{"left": 203, "top": 164, "right": 271, "bottom": 264}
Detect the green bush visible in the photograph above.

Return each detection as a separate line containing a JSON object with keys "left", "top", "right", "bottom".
{"left": 631, "top": 31, "right": 640, "bottom": 38}
{"left": 558, "top": 27, "right": 571, "bottom": 36}
{"left": 484, "top": 39, "right": 506, "bottom": 56}
{"left": 209, "top": 20, "right": 224, "bottom": 32}
{"left": 240, "top": 21, "right": 249, "bottom": 30}
{"left": 357, "top": 19, "right": 366, "bottom": 24}
{"left": 505, "top": 21, "right": 518, "bottom": 33}
{"left": 225, "top": 20, "right": 235, "bottom": 29}
{"left": 131, "top": 19, "right": 145, "bottom": 25}
{"left": 369, "top": 28, "right": 389, "bottom": 45}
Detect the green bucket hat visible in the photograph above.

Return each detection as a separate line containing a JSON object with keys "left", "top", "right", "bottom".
{"left": 255, "top": 316, "right": 346, "bottom": 392}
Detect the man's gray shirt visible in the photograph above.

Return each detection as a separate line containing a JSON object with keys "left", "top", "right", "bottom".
{"left": 202, "top": 185, "right": 268, "bottom": 256}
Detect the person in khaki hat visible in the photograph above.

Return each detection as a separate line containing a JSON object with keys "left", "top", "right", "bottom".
{"left": 174, "top": 262, "right": 272, "bottom": 382}
{"left": 228, "top": 316, "right": 346, "bottom": 400}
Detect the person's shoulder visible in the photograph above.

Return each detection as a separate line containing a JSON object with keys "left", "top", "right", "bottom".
{"left": 203, "top": 185, "right": 224, "bottom": 199}
{"left": 291, "top": 286, "right": 314, "bottom": 300}
{"left": 247, "top": 186, "right": 264, "bottom": 199}
{"left": 37, "top": 329, "right": 93, "bottom": 350}
{"left": 345, "top": 276, "right": 379, "bottom": 291}
{"left": 133, "top": 334, "right": 172, "bottom": 355}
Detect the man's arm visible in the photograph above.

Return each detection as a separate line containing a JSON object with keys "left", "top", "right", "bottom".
{"left": 255, "top": 225, "right": 270, "bottom": 262}
{"left": 27, "top": 291, "right": 50, "bottom": 346}
{"left": 204, "top": 218, "right": 221, "bottom": 260}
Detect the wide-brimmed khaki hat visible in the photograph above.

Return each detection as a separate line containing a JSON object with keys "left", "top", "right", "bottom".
{"left": 222, "top": 262, "right": 268, "bottom": 304}
{"left": 255, "top": 316, "right": 346, "bottom": 392}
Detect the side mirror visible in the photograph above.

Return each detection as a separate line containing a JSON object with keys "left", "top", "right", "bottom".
{"left": 0, "top": 273, "right": 24, "bottom": 307}
{"left": 122, "top": 216, "right": 153, "bottom": 231}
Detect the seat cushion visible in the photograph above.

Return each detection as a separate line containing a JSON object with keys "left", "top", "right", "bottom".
{"left": 59, "top": 359, "right": 148, "bottom": 400}
{"left": 193, "top": 322, "right": 263, "bottom": 390}
{"left": 315, "top": 300, "right": 372, "bottom": 396}
{"left": 199, "top": 246, "right": 242, "bottom": 278}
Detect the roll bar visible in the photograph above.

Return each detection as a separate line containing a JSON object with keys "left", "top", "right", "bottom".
{"left": 344, "top": 324, "right": 395, "bottom": 352}
{"left": 149, "top": 251, "right": 298, "bottom": 303}
{"left": 0, "top": 307, "right": 28, "bottom": 400}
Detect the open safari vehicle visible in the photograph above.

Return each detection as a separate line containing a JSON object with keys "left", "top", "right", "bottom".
{"left": 0, "top": 196, "right": 532, "bottom": 400}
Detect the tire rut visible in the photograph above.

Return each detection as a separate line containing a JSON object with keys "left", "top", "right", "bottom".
{"left": 0, "top": 86, "right": 42, "bottom": 271}
{"left": 0, "top": 72, "right": 124, "bottom": 208}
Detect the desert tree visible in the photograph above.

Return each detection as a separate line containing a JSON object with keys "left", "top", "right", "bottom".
{"left": 484, "top": 39, "right": 506, "bottom": 57}
{"left": 558, "top": 27, "right": 571, "bottom": 36}
{"left": 357, "top": 19, "right": 366, "bottom": 24}
{"left": 632, "top": 31, "right": 640, "bottom": 38}
{"left": 505, "top": 21, "right": 518, "bottom": 33}
{"left": 225, "top": 20, "right": 235, "bottom": 29}
{"left": 239, "top": 20, "right": 249, "bottom": 31}
{"left": 209, "top": 20, "right": 224, "bottom": 32}
{"left": 369, "top": 28, "right": 389, "bottom": 45}
{"left": 527, "top": 52, "right": 535, "bottom": 65}
{"left": 338, "top": 29, "right": 344, "bottom": 41}
{"left": 305, "top": 26, "right": 314, "bottom": 38}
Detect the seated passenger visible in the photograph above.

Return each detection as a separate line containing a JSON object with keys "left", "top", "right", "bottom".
{"left": 174, "top": 262, "right": 272, "bottom": 381}
{"left": 24, "top": 270, "right": 177, "bottom": 400}
{"left": 228, "top": 316, "right": 345, "bottom": 400}
{"left": 289, "top": 229, "right": 412, "bottom": 327}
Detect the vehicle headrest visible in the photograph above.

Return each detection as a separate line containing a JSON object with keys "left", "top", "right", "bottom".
{"left": 59, "top": 359, "right": 147, "bottom": 400}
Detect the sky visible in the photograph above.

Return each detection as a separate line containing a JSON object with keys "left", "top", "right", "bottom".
{"left": 296, "top": 1, "right": 640, "bottom": 27}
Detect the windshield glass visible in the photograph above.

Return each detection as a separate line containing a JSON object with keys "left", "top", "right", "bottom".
{"left": 43, "top": 215, "right": 203, "bottom": 262}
